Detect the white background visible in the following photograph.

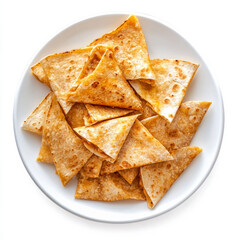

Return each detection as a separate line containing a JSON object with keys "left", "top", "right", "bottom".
{"left": 0, "top": 0, "right": 239, "bottom": 239}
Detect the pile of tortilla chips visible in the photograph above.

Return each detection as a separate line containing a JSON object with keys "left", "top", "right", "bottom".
{"left": 22, "top": 15, "right": 211, "bottom": 209}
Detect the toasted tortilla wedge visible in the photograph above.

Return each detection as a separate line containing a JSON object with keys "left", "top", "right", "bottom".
{"left": 75, "top": 172, "right": 145, "bottom": 201}
{"left": 130, "top": 59, "right": 199, "bottom": 122}
{"left": 66, "top": 103, "right": 86, "bottom": 128}
{"left": 79, "top": 155, "right": 104, "bottom": 179}
{"left": 101, "top": 120, "right": 173, "bottom": 175}
{"left": 83, "top": 142, "right": 109, "bottom": 159}
{"left": 74, "top": 114, "right": 139, "bottom": 160}
{"left": 36, "top": 135, "right": 53, "bottom": 163}
{"left": 88, "top": 15, "right": 155, "bottom": 83}
{"left": 44, "top": 95, "right": 92, "bottom": 186}
{"left": 31, "top": 62, "right": 50, "bottom": 87}
{"left": 22, "top": 92, "right": 53, "bottom": 135}
{"left": 84, "top": 104, "right": 133, "bottom": 126}
{"left": 118, "top": 168, "right": 139, "bottom": 184}
{"left": 40, "top": 48, "right": 92, "bottom": 113}
{"left": 140, "top": 146, "right": 202, "bottom": 209}
{"left": 67, "top": 48, "right": 142, "bottom": 110}
{"left": 138, "top": 99, "right": 157, "bottom": 121}
{"left": 141, "top": 101, "right": 211, "bottom": 151}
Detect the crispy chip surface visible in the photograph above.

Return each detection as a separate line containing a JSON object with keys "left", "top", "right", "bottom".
{"left": 118, "top": 168, "right": 139, "bottom": 184}
{"left": 67, "top": 49, "right": 142, "bottom": 110}
{"left": 31, "top": 62, "right": 50, "bottom": 87}
{"left": 140, "top": 146, "right": 202, "bottom": 208}
{"left": 44, "top": 95, "right": 92, "bottom": 186}
{"left": 141, "top": 101, "right": 211, "bottom": 151}
{"left": 89, "top": 15, "right": 155, "bottom": 82}
{"left": 84, "top": 104, "right": 133, "bottom": 126}
{"left": 101, "top": 120, "right": 173, "bottom": 174}
{"left": 75, "top": 172, "right": 145, "bottom": 201}
{"left": 66, "top": 103, "right": 86, "bottom": 128}
{"left": 22, "top": 92, "right": 53, "bottom": 135}
{"left": 40, "top": 48, "right": 92, "bottom": 113}
{"left": 74, "top": 114, "right": 139, "bottom": 160}
{"left": 130, "top": 59, "right": 199, "bottom": 122}
{"left": 36, "top": 135, "right": 53, "bottom": 163}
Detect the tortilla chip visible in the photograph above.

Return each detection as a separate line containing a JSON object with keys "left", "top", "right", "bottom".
{"left": 83, "top": 142, "right": 109, "bottom": 159}
{"left": 140, "top": 146, "right": 202, "bottom": 209}
{"left": 138, "top": 99, "right": 157, "bottom": 121}
{"left": 101, "top": 120, "right": 173, "bottom": 175}
{"left": 84, "top": 104, "right": 133, "bottom": 126}
{"left": 118, "top": 168, "right": 139, "bottom": 184}
{"left": 74, "top": 114, "right": 139, "bottom": 160}
{"left": 67, "top": 48, "right": 142, "bottom": 110}
{"left": 141, "top": 101, "right": 211, "bottom": 151}
{"left": 66, "top": 103, "right": 86, "bottom": 128}
{"left": 79, "top": 155, "right": 104, "bottom": 178}
{"left": 75, "top": 172, "right": 145, "bottom": 201}
{"left": 44, "top": 95, "right": 92, "bottom": 186}
{"left": 89, "top": 15, "right": 155, "bottom": 83}
{"left": 36, "top": 135, "right": 53, "bottom": 163}
{"left": 22, "top": 92, "right": 53, "bottom": 135}
{"left": 40, "top": 48, "right": 92, "bottom": 113}
{"left": 130, "top": 59, "right": 199, "bottom": 122}
{"left": 31, "top": 62, "right": 50, "bottom": 87}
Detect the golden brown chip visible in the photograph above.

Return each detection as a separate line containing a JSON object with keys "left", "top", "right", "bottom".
{"left": 84, "top": 104, "right": 133, "bottom": 126}
{"left": 44, "top": 95, "right": 92, "bottom": 186}
{"left": 75, "top": 172, "right": 145, "bottom": 201}
{"left": 36, "top": 135, "right": 53, "bottom": 163}
{"left": 83, "top": 142, "right": 109, "bottom": 159}
{"left": 74, "top": 114, "right": 139, "bottom": 160}
{"left": 101, "top": 120, "right": 173, "bottom": 175}
{"left": 140, "top": 146, "right": 202, "bottom": 208}
{"left": 67, "top": 48, "right": 142, "bottom": 110}
{"left": 141, "top": 101, "right": 211, "bottom": 151}
{"left": 31, "top": 62, "right": 50, "bottom": 87}
{"left": 137, "top": 99, "right": 157, "bottom": 121}
{"left": 130, "top": 59, "right": 199, "bottom": 122}
{"left": 40, "top": 48, "right": 92, "bottom": 113}
{"left": 79, "top": 155, "right": 104, "bottom": 179}
{"left": 66, "top": 103, "right": 86, "bottom": 128}
{"left": 118, "top": 168, "right": 139, "bottom": 184}
{"left": 22, "top": 92, "right": 53, "bottom": 135}
{"left": 89, "top": 15, "right": 155, "bottom": 83}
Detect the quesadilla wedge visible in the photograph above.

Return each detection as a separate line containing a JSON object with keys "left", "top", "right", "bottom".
{"left": 88, "top": 15, "right": 155, "bottom": 83}
{"left": 40, "top": 48, "right": 92, "bottom": 113}
{"left": 130, "top": 59, "right": 199, "bottom": 122}
{"left": 100, "top": 120, "right": 173, "bottom": 175}
{"left": 44, "top": 95, "right": 92, "bottom": 186}
{"left": 75, "top": 172, "right": 145, "bottom": 201}
{"left": 83, "top": 142, "right": 109, "bottom": 159}
{"left": 79, "top": 155, "right": 104, "bottom": 179}
{"left": 140, "top": 146, "right": 202, "bottom": 208}
{"left": 118, "top": 168, "right": 139, "bottom": 185}
{"left": 67, "top": 48, "right": 142, "bottom": 110}
{"left": 31, "top": 62, "right": 50, "bottom": 87}
{"left": 36, "top": 135, "right": 53, "bottom": 163}
{"left": 74, "top": 114, "right": 139, "bottom": 161}
{"left": 84, "top": 104, "right": 133, "bottom": 126}
{"left": 22, "top": 92, "right": 53, "bottom": 135}
{"left": 141, "top": 101, "right": 211, "bottom": 151}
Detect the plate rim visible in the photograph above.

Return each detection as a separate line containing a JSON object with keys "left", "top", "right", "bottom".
{"left": 13, "top": 12, "right": 225, "bottom": 224}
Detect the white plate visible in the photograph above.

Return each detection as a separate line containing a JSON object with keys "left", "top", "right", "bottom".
{"left": 13, "top": 13, "right": 224, "bottom": 223}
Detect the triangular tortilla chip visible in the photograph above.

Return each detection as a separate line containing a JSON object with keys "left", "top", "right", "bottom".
{"left": 140, "top": 146, "right": 202, "bottom": 209}
{"left": 83, "top": 142, "right": 109, "bottom": 159}
{"left": 84, "top": 104, "right": 133, "bottom": 126}
{"left": 44, "top": 95, "right": 92, "bottom": 186}
{"left": 75, "top": 172, "right": 145, "bottom": 201}
{"left": 141, "top": 101, "right": 211, "bottom": 151}
{"left": 130, "top": 59, "right": 199, "bottom": 122}
{"left": 36, "top": 135, "right": 53, "bottom": 163}
{"left": 22, "top": 92, "right": 53, "bottom": 135}
{"left": 40, "top": 48, "right": 92, "bottom": 113}
{"left": 100, "top": 120, "right": 173, "bottom": 175}
{"left": 74, "top": 114, "right": 139, "bottom": 160}
{"left": 138, "top": 99, "right": 157, "bottom": 121}
{"left": 66, "top": 103, "right": 86, "bottom": 128}
{"left": 118, "top": 168, "right": 139, "bottom": 184}
{"left": 31, "top": 62, "right": 50, "bottom": 87}
{"left": 67, "top": 48, "right": 142, "bottom": 110}
{"left": 79, "top": 155, "right": 104, "bottom": 179}
{"left": 88, "top": 15, "right": 155, "bottom": 83}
